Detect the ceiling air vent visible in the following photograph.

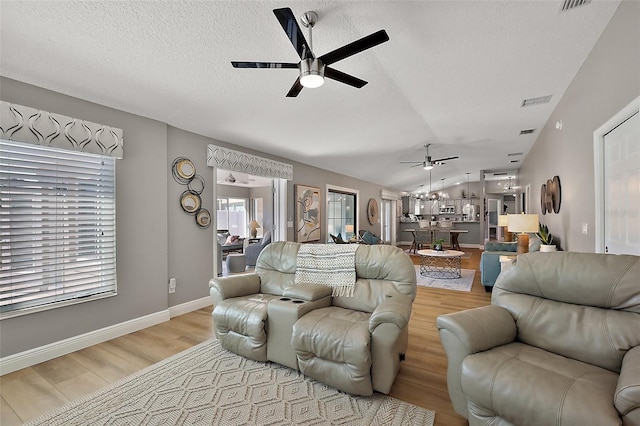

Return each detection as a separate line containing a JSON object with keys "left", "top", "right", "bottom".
{"left": 510, "top": 160, "right": 520, "bottom": 163}
{"left": 508, "top": 152, "right": 523, "bottom": 157}
{"left": 561, "top": 0, "right": 591, "bottom": 12}
{"left": 493, "top": 172, "right": 509, "bottom": 176}
{"left": 521, "top": 95, "right": 552, "bottom": 107}
{"left": 519, "top": 129, "right": 536, "bottom": 135}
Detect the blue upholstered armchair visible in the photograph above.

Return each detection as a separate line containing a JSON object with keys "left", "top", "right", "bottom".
{"left": 245, "top": 230, "right": 272, "bottom": 267}
{"left": 480, "top": 237, "right": 540, "bottom": 291}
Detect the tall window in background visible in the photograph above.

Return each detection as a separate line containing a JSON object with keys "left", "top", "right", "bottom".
{"left": 327, "top": 189, "right": 357, "bottom": 241}
{"left": 217, "top": 198, "right": 248, "bottom": 237}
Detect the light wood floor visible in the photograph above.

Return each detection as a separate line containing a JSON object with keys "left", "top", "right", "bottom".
{"left": 0, "top": 248, "right": 490, "bottom": 426}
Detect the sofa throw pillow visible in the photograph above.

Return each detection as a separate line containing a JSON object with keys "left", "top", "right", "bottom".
{"left": 361, "top": 231, "right": 380, "bottom": 245}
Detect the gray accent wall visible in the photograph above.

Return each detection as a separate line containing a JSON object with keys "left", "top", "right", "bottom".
{"left": 1, "top": 77, "right": 169, "bottom": 357}
{"left": 518, "top": 1, "right": 639, "bottom": 252}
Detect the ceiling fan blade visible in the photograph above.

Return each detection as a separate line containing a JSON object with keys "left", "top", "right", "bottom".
{"left": 410, "top": 163, "right": 424, "bottom": 168}
{"left": 324, "top": 67, "right": 367, "bottom": 88}
{"left": 286, "top": 77, "right": 304, "bottom": 97}
{"left": 433, "top": 156, "right": 459, "bottom": 162}
{"left": 319, "top": 29, "right": 389, "bottom": 66}
{"left": 400, "top": 161, "right": 422, "bottom": 164}
{"left": 273, "top": 8, "right": 311, "bottom": 60}
{"left": 232, "top": 61, "right": 299, "bottom": 69}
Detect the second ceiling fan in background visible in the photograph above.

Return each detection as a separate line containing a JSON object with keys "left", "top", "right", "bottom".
{"left": 401, "top": 144, "right": 459, "bottom": 170}
{"left": 232, "top": 7, "right": 389, "bottom": 97}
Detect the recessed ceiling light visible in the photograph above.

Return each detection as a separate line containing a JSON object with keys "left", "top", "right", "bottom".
{"left": 521, "top": 95, "right": 552, "bottom": 107}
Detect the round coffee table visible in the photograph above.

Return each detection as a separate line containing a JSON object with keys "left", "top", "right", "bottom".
{"left": 417, "top": 249, "right": 465, "bottom": 279}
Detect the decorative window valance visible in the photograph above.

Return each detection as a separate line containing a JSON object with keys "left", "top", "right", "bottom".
{"left": 207, "top": 144, "right": 293, "bottom": 181}
{"left": 0, "top": 101, "right": 123, "bottom": 159}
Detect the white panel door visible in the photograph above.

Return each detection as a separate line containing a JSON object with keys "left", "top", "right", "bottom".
{"left": 604, "top": 111, "right": 639, "bottom": 255}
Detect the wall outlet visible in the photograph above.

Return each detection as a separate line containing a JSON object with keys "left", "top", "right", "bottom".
{"left": 582, "top": 223, "right": 588, "bottom": 235}
{"left": 169, "top": 278, "right": 176, "bottom": 294}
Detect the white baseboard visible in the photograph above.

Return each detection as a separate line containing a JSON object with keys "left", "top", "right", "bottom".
{"left": 0, "top": 310, "right": 170, "bottom": 376}
{"left": 0, "top": 297, "right": 215, "bottom": 375}
{"left": 168, "top": 296, "right": 212, "bottom": 318}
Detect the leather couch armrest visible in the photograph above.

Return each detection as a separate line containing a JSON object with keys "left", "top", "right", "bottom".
{"left": 436, "top": 305, "right": 516, "bottom": 354}
{"left": 436, "top": 305, "right": 517, "bottom": 418}
{"left": 282, "top": 283, "right": 332, "bottom": 301}
{"left": 616, "top": 345, "right": 640, "bottom": 418}
{"left": 369, "top": 295, "right": 412, "bottom": 333}
{"left": 209, "top": 274, "right": 261, "bottom": 306}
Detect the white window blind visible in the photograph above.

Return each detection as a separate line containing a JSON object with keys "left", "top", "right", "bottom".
{"left": 0, "top": 139, "right": 116, "bottom": 318}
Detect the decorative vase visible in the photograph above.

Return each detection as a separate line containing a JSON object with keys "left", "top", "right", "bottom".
{"left": 540, "top": 244, "right": 557, "bottom": 252}
{"left": 434, "top": 243, "right": 443, "bottom": 251}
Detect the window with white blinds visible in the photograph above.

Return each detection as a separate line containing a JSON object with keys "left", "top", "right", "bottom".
{"left": 0, "top": 139, "right": 117, "bottom": 318}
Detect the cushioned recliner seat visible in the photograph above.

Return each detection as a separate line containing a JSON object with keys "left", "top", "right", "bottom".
{"left": 293, "top": 307, "right": 373, "bottom": 396}
{"left": 209, "top": 241, "right": 417, "bottom": 396}
{"left": 437, "top": 252, "right": 640, "bottom": 426}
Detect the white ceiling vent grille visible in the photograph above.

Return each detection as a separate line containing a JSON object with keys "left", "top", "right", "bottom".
{"left": 508, "top": 152, "right": 523, "bottom": 157}
{"left": 522, "top": 95, "right": 552, "bottom": 107}
{"left": 561, "top": 0, "right": 591, "bottom": 12}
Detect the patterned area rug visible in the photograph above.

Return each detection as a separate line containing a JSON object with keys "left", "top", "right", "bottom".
{"left": 414, "top": 265, "right": 475, "bottom": 292}
{"left": 26, "top": 339, "right": 435, "bottom": 426}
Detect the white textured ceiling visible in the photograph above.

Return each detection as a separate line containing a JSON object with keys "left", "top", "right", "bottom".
{"left": 0, "top": 1, "right": 620, "bottom": 193}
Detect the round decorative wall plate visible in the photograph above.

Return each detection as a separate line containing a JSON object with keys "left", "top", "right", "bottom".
{"left": 180, "top": 190, "right": 201, "bottom": 214}
{"left": 540, "top": 183, "right": 547, "bottom": 215}
{"left": 551, "top": 175, "right": 561, "bottom": 213}
{"left": 367, "top": 198, "right": 379, "bottom": 225}
{"left": 172, "top": 157, "right": 196, "bottom": 184}
{"left": 196, "top": 209, "right": 211, "bottom": 229}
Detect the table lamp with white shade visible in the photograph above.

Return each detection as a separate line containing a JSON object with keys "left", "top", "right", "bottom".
{"left": 249, "top": 220, "right": 261, "bottom": 238}
{"left": 507, "top": 214, "right": 539, "bottom": 254}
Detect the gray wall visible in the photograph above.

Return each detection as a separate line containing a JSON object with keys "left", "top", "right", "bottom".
{"left": 1, "top": 77, "right": 169, "bottom": 357}
{"left": 167, "top": 127, "right": 215, "bottom": 307}
{"left": 518, "top": 1, "right": 639, "bottom": 252}
{"left": 0, "top": 79, "right": 400, "bottom": 357}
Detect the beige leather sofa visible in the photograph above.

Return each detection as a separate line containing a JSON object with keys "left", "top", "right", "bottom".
{"left": 437, "top": 252, "right": 640, "bottom": 426}
{"left": 209, "top": 241, "right": 417, "bottom": 396}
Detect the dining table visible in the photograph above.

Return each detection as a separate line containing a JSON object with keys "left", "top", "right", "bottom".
{"left": 403, "top": 228, "right": 469, "bottom": 253}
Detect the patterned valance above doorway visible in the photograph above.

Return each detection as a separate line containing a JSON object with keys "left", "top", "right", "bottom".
{"left": 207, "top": 144, "right": 293, "bottom": 181}
{"left": 0, "top": 101, "right": 123, "bottom": 159}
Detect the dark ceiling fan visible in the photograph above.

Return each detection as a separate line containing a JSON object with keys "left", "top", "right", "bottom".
{"left": 400, "top": 144, "right": 459, "bottom": 170}
{"left": 231, "top": 7, "right": 389, "bottom": 97}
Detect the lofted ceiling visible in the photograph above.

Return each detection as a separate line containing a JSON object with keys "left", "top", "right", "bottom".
{"left": 0, "top": 1, "right": 620, "bottom": 194}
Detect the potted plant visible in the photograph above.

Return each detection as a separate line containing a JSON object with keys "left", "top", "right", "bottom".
{"left": 536, "top": 223, "right": 557, "bottom": 252}
{"left": 433, "top": 238, "right": 446, "bottom": 252}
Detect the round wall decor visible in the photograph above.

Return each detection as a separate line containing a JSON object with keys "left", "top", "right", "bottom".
{"left": 172, "top": 157, "right": 196, "bottom": 184}
{"left": 180, "top": 190, "right": 201, "bottom": 214}
{"left": 367, "top": 198, "right": 379, "bottom": 225}
{"left": 195, "top": 209, "right": 211, "bottom": 228}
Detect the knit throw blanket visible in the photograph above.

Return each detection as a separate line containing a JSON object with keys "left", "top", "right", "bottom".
{"left": 295, "top": 244, "right": 359, "bottom": 297}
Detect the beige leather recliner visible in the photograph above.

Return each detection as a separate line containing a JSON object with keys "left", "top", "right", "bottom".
{"left": 209, "top": 241, "right": 417, "bottom": 396}
{"left": 437, "top": 252, "right": 640, "bottom": 426}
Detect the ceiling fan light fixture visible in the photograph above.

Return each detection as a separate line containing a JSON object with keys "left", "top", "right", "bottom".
{"left": 300, "top": 58, "right": 325, "bottom": 88}
{"left": 423, "top": 163, "right": 433, "bottom": 171}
